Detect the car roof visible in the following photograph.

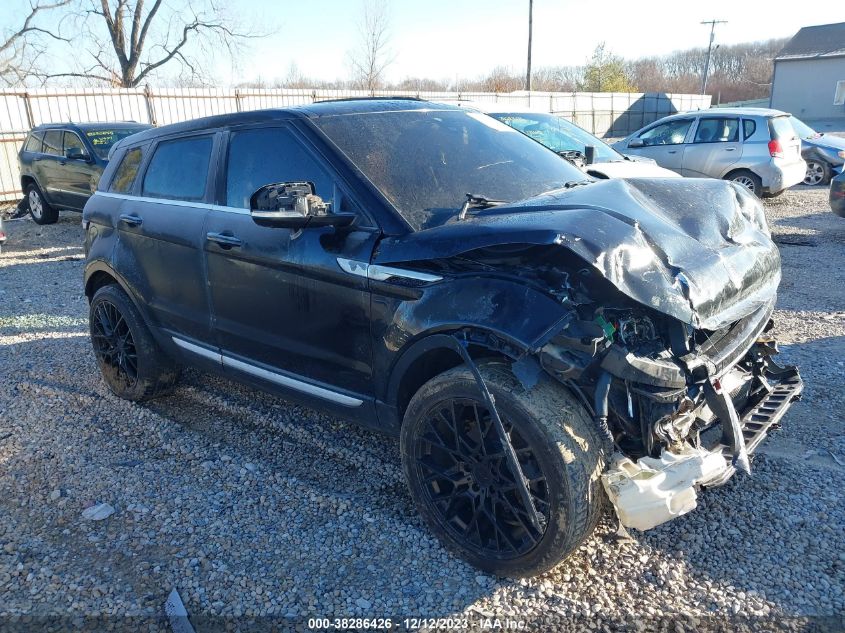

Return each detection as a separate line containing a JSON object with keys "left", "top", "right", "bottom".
{"left": 427, "top": 99, "right": 558, "bottom": 116}
{"left": 701, "top": 107, "right": 790, "bottom": 117}
{"left": 120, "top": 98, "right": 463, "bottom": 145}
{"left": 32, "top": 121, "right": 151, "bottom": 132}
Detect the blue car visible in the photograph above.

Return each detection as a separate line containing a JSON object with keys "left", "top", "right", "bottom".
{"left": 790, "top": 116, "right": 845, "bottom": 186}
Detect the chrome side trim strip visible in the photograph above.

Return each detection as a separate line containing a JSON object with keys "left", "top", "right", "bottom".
{"left": 221, "top": 355, "right": 363, "bottom": 407}
{"left": 94, "top": 192, "right": 250, "bottom": 215}
{"left": 336, "top": 257, "right": 442, "bottom": 283}
{"left": 172, "top": 336, "right": 222, "bottom": 363}
{"left": 171, "top": 336, "right": 362, "bottom": 407}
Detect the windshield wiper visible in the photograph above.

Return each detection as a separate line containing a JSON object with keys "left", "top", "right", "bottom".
{"left": 457, "top": 193, "right": 508, "bottom": 220}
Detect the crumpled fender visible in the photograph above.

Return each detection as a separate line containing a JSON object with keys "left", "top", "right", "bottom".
{"left": 374, "top": 178, "right": 780, "bottom": 330}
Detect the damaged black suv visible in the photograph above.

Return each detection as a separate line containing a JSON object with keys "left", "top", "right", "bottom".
{"left": 83, "top": 99, "right": 802, "bottom": 577}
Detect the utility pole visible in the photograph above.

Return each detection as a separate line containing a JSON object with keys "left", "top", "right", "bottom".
{"left": 700, "top": 19, "right": 727, "bottom": 94}
{"left": 526, "top": 0, "right": 533, "bottom": 91}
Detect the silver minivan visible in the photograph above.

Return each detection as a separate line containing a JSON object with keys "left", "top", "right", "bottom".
{"left": 613, "top": 108, "right": 806, "bottom": 197}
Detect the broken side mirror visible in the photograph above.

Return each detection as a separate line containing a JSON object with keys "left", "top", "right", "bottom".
{"left": 249, "top": 181, "right": 356, "bottom": 229}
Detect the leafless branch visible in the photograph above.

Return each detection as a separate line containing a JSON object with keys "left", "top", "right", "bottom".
{"left": 0, "top": 0, "right": 73, "bottom": 85}
{"left": 349, "top": 0, "right": 394, "bottom": 93}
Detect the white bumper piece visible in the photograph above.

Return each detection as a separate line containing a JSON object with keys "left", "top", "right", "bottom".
{"left": 601, "top": 447, "right": 728, "bottom": 531}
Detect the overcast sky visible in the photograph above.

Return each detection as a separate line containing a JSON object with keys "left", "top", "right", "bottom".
{"left": 4, "top": 0, "right": 845, "bottom": 86}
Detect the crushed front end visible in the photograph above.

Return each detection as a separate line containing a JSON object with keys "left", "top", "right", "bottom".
{"left": 539, "top": 294, "right": 802, "bottom": 531}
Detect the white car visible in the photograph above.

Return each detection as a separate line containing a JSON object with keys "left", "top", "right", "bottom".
{"left": 438, "top": 101, "right": 679, "bottom": 180}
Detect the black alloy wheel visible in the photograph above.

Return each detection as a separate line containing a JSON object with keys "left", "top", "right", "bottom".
{"left": 412, "top": 397, "right": 550, "bottom": 558}
{"left": 401, "top": 363, "right": 606, "bottom": 577}
{"left": 91, "top": 298, "right": 139, "bottom": 391}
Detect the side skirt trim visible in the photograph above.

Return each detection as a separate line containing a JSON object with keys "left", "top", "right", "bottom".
{"left": 171, "top": 336, "right": 363, "bottom": 407}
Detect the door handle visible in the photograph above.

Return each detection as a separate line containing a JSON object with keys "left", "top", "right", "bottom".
{"left": 206, "top": 232, "right": 242, "bottom": 248}
{"left": 668, "top": 150, "right": 678, "bottom": 154}
{"left": 32, "top": 157, "right": 42, "bottom": 162}
{"left": 725, "top": 147, "right": 737, "bottom": 151}
{"left": 119, "top": 213, "right": 143, "bottom": 227}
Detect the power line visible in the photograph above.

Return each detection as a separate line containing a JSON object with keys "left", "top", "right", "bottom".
{"left": 701, "top": 19, "right": 727, "bottom": 94}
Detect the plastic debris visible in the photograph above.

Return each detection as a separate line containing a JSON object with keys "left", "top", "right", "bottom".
{"left": 165, "top": 588, "right": 195, "bottom": 633}
{"left": 81, "top": 503, "right": 115, "bottom": 521}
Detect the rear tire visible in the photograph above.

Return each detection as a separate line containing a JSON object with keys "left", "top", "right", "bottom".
{"left": 25, "top": 183, "right": 58, "bottom": 225}
{"left": 727, "top": 170, "right": 763, "bottom": 198}
{"left": 89, "top": 284, "right": 180, "bottom": 401}
{"left": 803, "top": 160, "right": 831, "bottom": 186}
{"left": 400, "top": 362, "right": 607, "bottom": 577}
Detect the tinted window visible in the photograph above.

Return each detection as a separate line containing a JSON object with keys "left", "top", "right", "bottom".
{"left": 693, "top": 118, "right": 739, "bottom": 143}
{"left": 769, "top": 116, "right": 797, "bottom": 141}
{"left": 23, "top": 132, "right": 43, "bottom": 153}
{"left": 226, "top": 127, "right": 332, "bottom": 208}
{"left": 111, "top": 147, "right": 144, "bottom": 194}
{"left": 314, "top": 110, "right": 584, "bottom": 231}
{"left": 42, "top": 130, "right": 62, "bottom": 156}
{"left": 85, "top": 127, "right": 150, "bottom": 159}
{"left": 743, "top": 119, "right": 757, "bottom": 140}
{"left": 142, "top": 136, "right": 213, "bottom": 201}
{"left": 63, "top": 131, "right": 85, "bottom": 153}
{"left": 639, "top": 119, "right": 692, "bottom": 146}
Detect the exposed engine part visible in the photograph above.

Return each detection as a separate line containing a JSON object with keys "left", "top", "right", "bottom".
{"left": 618, "top": 314, "right": 657, "bottom": 347}
{"left": 601, "top": 446, "right": 728, "bottom": 531}
{"left": 593, "top": 371, "right": 616, "bottom": 446}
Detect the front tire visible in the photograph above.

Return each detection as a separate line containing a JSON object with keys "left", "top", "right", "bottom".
{"left": 803, "top": 160, "right": 831, "bottom": 186}
{"left": 25, "top": 183, "right": 58, "bottom": 225}
{"left": 400, "top": 362, "right": 606, "bottom": 577}
{"left": 89, "top": 284, "right": 179, "bottom": 401}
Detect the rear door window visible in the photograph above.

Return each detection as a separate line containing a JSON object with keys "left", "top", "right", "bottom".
{"left": 23, "top": 132, "right": 43, "bottom": 153}
{"left": 142, "top": 136, "right": 213, "bottom": 201}
{"left": 110, "top": 147, "right": 144, "bottom": 194}
{"left": 42, "top": 130, "right": 62, "bottom": 156}
{"left": 693, "top": 118, "right": 739, "bottom": 143}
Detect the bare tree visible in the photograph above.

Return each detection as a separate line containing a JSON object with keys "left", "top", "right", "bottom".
{"left": 0, "top": 0, "right": 71, "bottom": 86}
{"left": 45, "top": 0, "right": 260, "bottom": 87}
{"left": 349, "top": 0, "right": 393, "bottom": 93}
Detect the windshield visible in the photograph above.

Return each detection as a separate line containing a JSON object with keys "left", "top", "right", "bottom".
{"left": 314, "top": 109, "right": 585, "bottom": 230}
{"left": 788, "top": 116, "right": 820, "bottom": 140}
{"left": 85, "top": 128, "right": 149, "bottom": 159}
{"left": 490, "top": 112, "right": 622, "bottom": 162}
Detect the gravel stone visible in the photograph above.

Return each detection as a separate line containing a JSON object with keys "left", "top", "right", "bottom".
{"left": 0, "top": 188, "right": 843, "bottom": 626}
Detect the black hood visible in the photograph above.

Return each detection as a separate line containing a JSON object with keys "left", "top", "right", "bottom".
{"left": 374, "top": 178, "right": 780, "bottom": 331}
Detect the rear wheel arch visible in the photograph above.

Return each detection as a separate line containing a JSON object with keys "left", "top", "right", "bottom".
{"left": 724, "top": 168, "right": 763, "bottom": 197}
{"left": 84, "top": 264, "right": 154, "bottom": 328}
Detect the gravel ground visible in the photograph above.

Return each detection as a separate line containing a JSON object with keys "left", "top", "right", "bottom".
{"left": 0, "top": 188, "right": 843, "bottom": 631}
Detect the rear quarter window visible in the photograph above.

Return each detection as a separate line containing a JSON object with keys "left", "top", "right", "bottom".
{"left": 23, "top": 132, "right": 43, "bottom": 153}
{"left": 742, "top": 119, "right": 756, "bottom": 140}
{"left": 110, "top": 147, "right": 144, "bottom": 194}
{"left": 141, "top": 136, "right": 213, "bottom": 201}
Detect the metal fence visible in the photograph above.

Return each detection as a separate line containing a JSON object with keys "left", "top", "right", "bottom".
{"left": 0, "top": 87, "right": 711, "bottom": 202}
